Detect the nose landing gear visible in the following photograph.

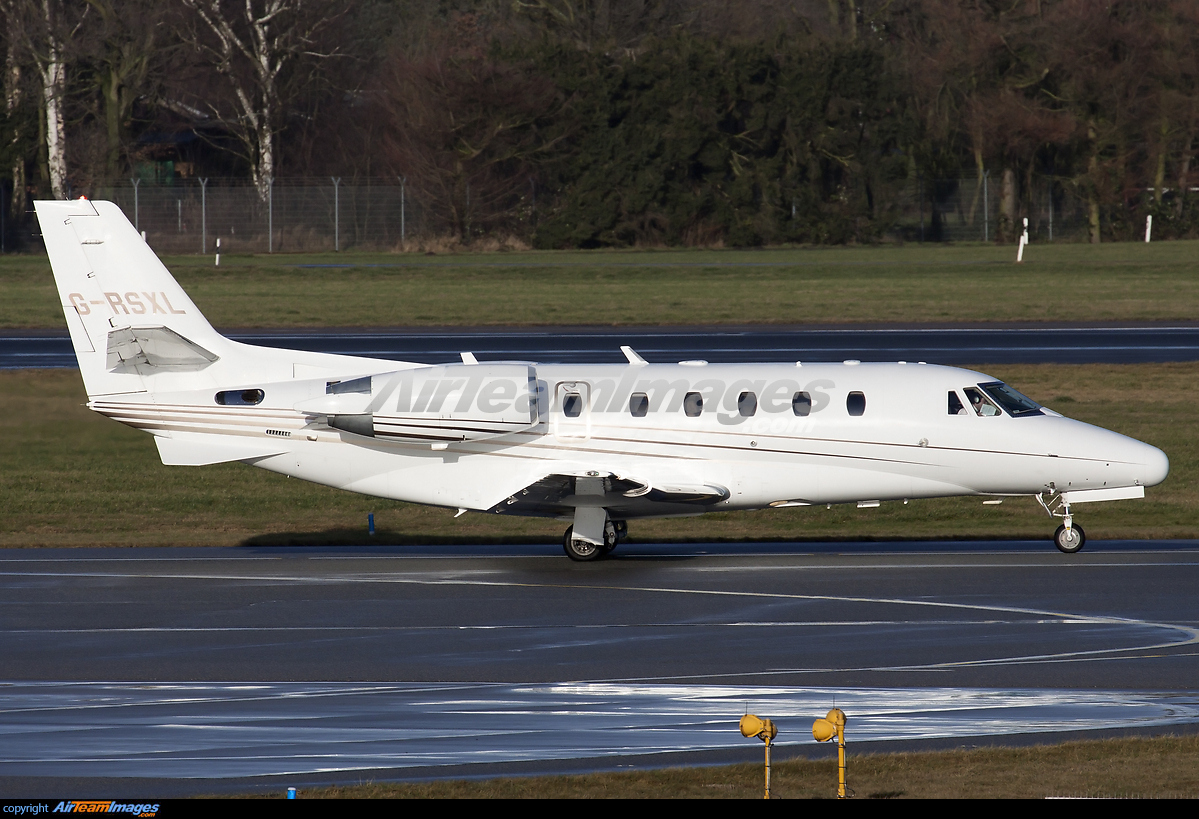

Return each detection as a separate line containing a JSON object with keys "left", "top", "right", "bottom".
{"left": 1038, "top": 492, "right": 1086, "bottom": 554}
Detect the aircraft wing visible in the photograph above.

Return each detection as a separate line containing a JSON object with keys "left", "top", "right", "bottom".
{"left": 485, "top": 472, "right": 730, "bottom": 519}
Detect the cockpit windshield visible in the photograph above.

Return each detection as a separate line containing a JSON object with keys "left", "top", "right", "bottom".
{"left": 979, "top": 381, "right": 1043, "bottom": 417}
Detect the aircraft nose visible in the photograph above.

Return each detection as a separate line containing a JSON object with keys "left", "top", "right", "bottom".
{"left": 1138, "top": 442, "right": 1170, "bottom": 487}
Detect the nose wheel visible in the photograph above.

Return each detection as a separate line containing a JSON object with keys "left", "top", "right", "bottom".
{"left": 1054, "top": 522, "right": 1086, "bottom": 553}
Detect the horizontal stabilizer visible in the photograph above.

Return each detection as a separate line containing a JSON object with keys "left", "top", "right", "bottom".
{"left": 155, "top": 435, "right": 287, "bottom": 466}
{"left": 108, "top": 326, "right": 219, "bottom": 372}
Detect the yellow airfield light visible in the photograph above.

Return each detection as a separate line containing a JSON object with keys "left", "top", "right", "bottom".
{"left": 812, "top": 708, "right": 849, "bottom": 798}
{"left": 739, "top": 714, "right": 778, "bottom": 799}
{"left": 739, "top": 714, "right": 777, "bottom": 742}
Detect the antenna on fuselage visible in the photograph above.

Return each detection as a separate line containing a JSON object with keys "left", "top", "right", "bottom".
{"left": 621, "top": 346, "right": 648, "bottom": 365}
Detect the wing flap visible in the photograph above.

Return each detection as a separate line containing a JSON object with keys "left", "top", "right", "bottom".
{"left": 484, "top": 472, "right": 729, "bottom": 518}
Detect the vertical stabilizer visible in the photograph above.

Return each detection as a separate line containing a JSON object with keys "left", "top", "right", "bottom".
{"left": 36, "top": 199, "right": 229, "bottom": 397}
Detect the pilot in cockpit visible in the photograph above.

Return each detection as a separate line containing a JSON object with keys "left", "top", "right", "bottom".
{"left": 968, "top": 389, "right": 1000, "bottom": 416}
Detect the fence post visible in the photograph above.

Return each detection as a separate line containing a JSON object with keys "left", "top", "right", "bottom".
{"left": 983, "top": 171, "right": 990, "bottom": 243}
{"left": 268, "top": 177, "right": 274, "bottom": 253}
{"left": 200, "top": 177, "right": 208, "bottom": 254}
{"left": 332, "top": 177, "right": 341, "bottom": 251}
{"left": 918, "top": 172, "right": 924, "bottom": 242}
{"left": 131, "top": 178, "right": 140, "bottom": 231}
{"left": 1048, "top": 180, "right": 1053, "bottom": 242}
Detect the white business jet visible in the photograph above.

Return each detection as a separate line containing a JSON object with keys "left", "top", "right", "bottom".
{"left": 37, "top": 199, "right": 1169, "bottom": 559}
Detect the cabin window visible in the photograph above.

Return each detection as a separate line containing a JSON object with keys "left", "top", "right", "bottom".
{"left": 846, "top": 391, "right": 866, "bottom": 416}
{"left": 629, "top": 393, "right": 649, "bottom": 417}
{"left": 684, "top": 391, "right": 703, "bottom": 417}
{"left": 948, "top": 390, "right": 966, "bottom": 415}
{"left": 215, "top": 389, "right": 264, "bottom": 406}
{"left": 979, "top": 382, "right": 1044, "bottom": 417}
{"left": 562, "top": 392, "right": 583, "bottom": 418}
{"left": 738, "top": 391, "right": 758, "bottom": 417}
{"left": 792, "top": 391, "right": 812, "bottom": 416}
{"left": 963, "top": 387, "right": 1001, "bottom": 417}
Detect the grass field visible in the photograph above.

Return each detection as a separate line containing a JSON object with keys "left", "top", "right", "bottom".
{"left": 2, "top": 362, "right": 1192, "bottom": 547}
{"left": 239, "top": 735, "right": 1199, "bottom": 799}
{"left": 3, "top": 239, "right": 1199, "bottom": 328}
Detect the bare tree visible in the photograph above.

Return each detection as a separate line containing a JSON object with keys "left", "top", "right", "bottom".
{"left": 511, "top": 0, "right": 692, "bottom": 50}
{"left": 86, "top": 0, "right": 169, "bottom": 180}
{"left": 4, "top": 11, "right": 29, "bottom": 214}
{"left": 377, "top": 14, "right": 567, "bottom": 240}
{"left": 6, "top": 0, "right": 90, "bottom": 199}
{"left": 179, "top": 0, "right": 341, "bottom": 201}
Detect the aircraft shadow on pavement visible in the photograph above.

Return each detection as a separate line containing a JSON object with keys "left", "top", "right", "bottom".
{"left": 231, "top": 530, "right": 1162, "bottom": 558}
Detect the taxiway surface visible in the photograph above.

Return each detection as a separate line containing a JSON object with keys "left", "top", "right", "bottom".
{"left": 3, "top": 541, "right": 1198, "bottom": 793}
{"left": 5, "top": 324, "right": 1199, "bottom": 368}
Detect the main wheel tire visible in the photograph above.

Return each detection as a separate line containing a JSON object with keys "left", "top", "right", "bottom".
{"left": 563, "top": 526, "right": 602, "bottom": 562}
{"left": 1054, "top": 523, "right": 1086, "bottom": 554}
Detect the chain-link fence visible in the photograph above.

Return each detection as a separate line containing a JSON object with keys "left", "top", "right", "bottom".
{"left": 891, "top": 174, "right": 1093, "bottom": 243}
{"left": 86, "top": 178, "right": 425, "bottom": 255}
{"left": 25, "top": 174, "right": 1109, "bottom": 254}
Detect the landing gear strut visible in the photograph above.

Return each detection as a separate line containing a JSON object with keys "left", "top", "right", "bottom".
{"left": 1038, "top": 492, "right": 1086, "bottom": 554}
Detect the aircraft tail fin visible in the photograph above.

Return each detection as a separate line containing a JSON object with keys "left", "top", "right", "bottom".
{"left": 35, "top": 199, "right": 229, "bottom": 397}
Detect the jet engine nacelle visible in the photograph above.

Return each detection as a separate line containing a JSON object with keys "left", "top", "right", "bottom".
{"left": 296, "top": 363, "right": 540, "bottom": 444}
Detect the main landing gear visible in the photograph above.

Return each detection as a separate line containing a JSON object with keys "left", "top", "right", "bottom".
{"left": 563, "top": 520, "right": 625, "bottom": 562}
{"left": 1037, "top": 492, "right": 1086, "bottom": 554}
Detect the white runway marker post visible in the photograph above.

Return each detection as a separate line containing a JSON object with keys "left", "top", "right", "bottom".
{"left": 1016, "top": 217, "right": 1029, "bottom": 263}
{"left": 215, "top": 237, "right": 220, "bottom": 267}
{"left": 1146, "top": 214, "right": 1153, "bottom": 243}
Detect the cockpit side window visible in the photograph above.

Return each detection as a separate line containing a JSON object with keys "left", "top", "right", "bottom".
{"left": 963, "top": 387, "right": 1001, "bottom": 416}
{"left": 948, "top": 390, "right": 966, "bottom": 415}
{"left": 979, "top": 382, "right": 1044, "bottom": 417}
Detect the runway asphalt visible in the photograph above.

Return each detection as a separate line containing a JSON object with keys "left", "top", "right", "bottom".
{"left": 5, "top": 323, "right": 1199, "bottom": 368}
{"left": 3, "top": 541, "right": 1198, "bottom": 795}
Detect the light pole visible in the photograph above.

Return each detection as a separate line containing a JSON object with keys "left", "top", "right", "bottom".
{"left": 813, "top": 708, "right": 849, "bottom": 798}
{"left": 739, "top": 713, "right": 778, "bottom": 799}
